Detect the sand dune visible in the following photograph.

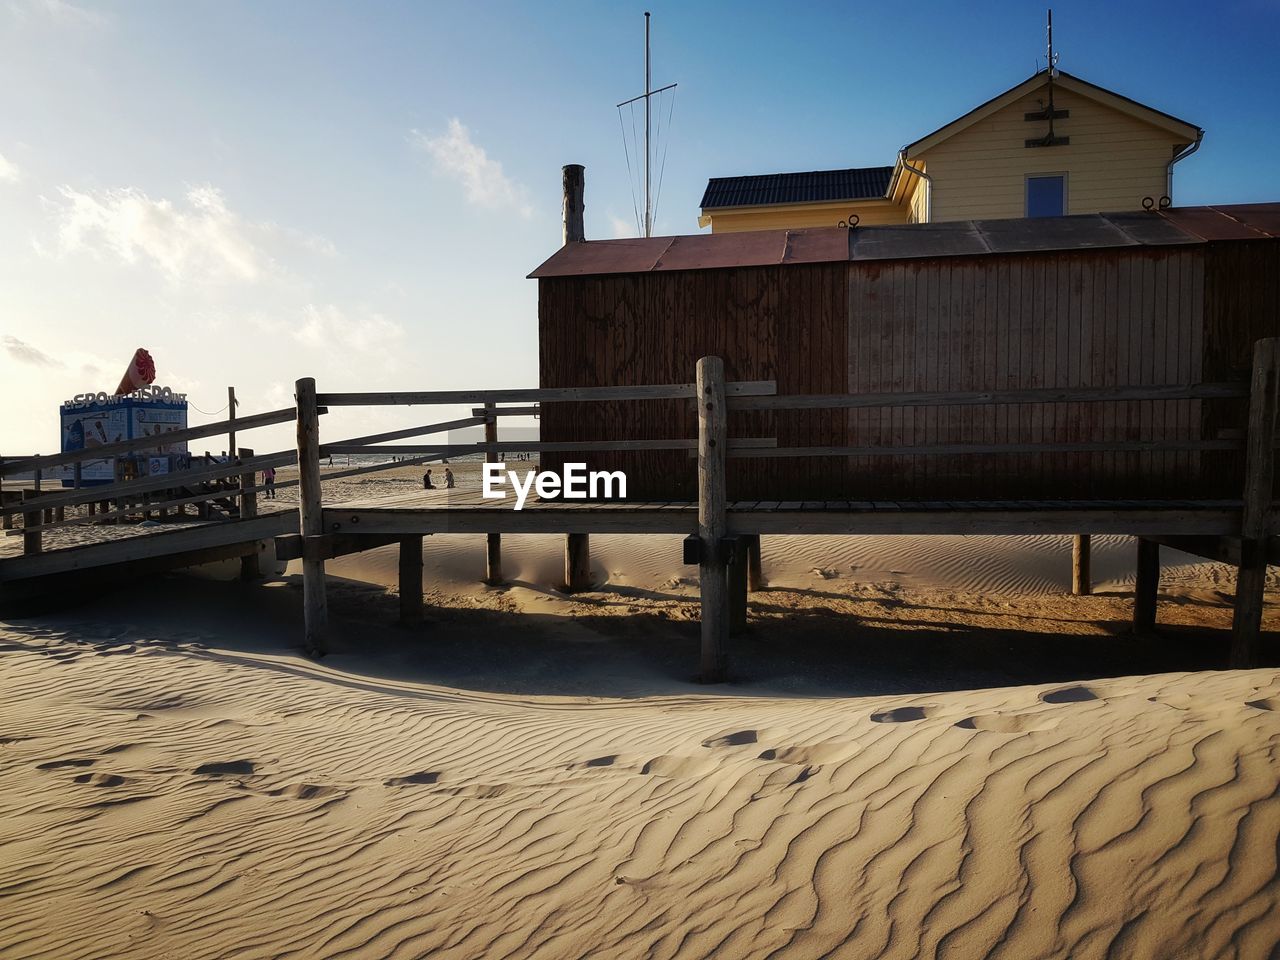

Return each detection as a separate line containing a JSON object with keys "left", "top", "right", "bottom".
{"left": 3, "top": 593, "right": 1280, "bottom": 958}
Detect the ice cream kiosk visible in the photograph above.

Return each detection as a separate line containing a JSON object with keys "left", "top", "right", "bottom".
{"left": 57, "top": 348, "right": 190, "bottom": 486}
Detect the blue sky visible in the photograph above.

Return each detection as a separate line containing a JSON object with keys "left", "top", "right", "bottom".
{"left": 2, "top": 0, "right": 1278, "bottom": 452}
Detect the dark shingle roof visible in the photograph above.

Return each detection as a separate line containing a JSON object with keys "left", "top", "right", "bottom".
{"left": 700, "top": 166, "right": 894, "bottom": 210}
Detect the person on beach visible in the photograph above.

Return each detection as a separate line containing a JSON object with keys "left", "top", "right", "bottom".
{"left": 445, "top": 468, "right": 455, "bottom": 489}
{"left": 423, "top": 470, "right": 434, "bottom": 490}
{"left": 263, "top": 466, "right": 276, "bottom": 499}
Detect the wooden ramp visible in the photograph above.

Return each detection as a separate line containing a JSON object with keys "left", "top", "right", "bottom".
{"left": 0, "top": 512, "right": 296, "bottom": 602}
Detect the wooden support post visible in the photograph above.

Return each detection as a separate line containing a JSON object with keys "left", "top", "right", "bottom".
{"left": 483, "top": 403, "right": 503, "bottom": 585}
{"left": 227, "top": 386, "right": 237, "bottom": 462}
{"left": 744, "top": 533, "right": 764, "bottom": 591}
{"left": 565, "top": 533, "right": 591, "bottom": 592}
{"left": 729, "top": 537, "right": 748, "bottom": 636}
{"left": 399, "top": 536, "right": 423, "bottom": 623}
{"left": 238, "top": 447, "right": 260, "bottom": 581}
{"left": 697, "top": 356, "right": 729, "bottom": 682}
{"left": 1072, "top": 534, "right": 1092, "bottom": 596}
{"left": 21, "top": 491, "right": 41, "bottom": 556}
{"left": 296, "top": 378, "right": 328, "bottom": 656}
{"left": 1134, "top": 538, "right": 1159, "bottom": 632}
{"left": 1232, "top": 338, "right": 1280, "bottom": 667}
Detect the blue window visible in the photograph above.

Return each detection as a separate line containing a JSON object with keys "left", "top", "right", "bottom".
{"left": 1026, "top": 175, "right": 1066, "bottom": 218}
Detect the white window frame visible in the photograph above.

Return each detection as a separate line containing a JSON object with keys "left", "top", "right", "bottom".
{"left": 1025, "top": 172, "right": 1069, "bottom": 218}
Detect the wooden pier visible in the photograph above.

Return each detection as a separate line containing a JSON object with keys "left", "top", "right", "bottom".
{"left": 3, "top": 339, "right": 1278, "bottom": 680}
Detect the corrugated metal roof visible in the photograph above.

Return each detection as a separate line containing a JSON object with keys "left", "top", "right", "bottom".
{"left": 528, "top": 204, "right": 1280, "bottom": 278}
{"left": 699, "top": 166, "right": 894, "bottom": 210}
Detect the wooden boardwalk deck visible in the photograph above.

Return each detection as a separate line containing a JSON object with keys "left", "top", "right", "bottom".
{"left": 322, "top": 488, "right": 1249, "bottom": 537}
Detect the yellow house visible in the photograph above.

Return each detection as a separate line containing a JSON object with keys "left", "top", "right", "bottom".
{"left": 698, "top": 69, "right": 1204, "bottom": 232}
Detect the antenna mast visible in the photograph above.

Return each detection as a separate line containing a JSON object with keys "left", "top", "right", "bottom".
{"left": 645, "top": 11, "right": 651, "bottom": 238}
{"left": 617, "top": 12, "right": 676, "bottom": 237}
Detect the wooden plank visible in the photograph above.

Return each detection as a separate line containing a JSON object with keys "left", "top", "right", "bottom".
{"left": 1, "top": 407, "right": 300, "bottom": 477}
{"left": 1232, "top": 338, "right": 1280, "bottom": 668}
{"left": 728, "top": 382, "right": 1249, "bottom": 412}
{"left": 296, "top": 378, "right": 328, "bottom": 657}
{"left": 399, "top": 536, "right": 423, "bottom": 623}
{"left": 0, "top": 513, "right": 295, "bottom": 582}
{"left": 733, "top": 439, "right": 1241, "bottom": 458}
{"left": 238, "top": 448, "right": 260, "bottom": 581}
{"left": 1134, "top": 538, "right": 1160, "bottom": 631}
{"left": 697, "top": 356, "right": 729, "bottom": 682}
{"left": 331, "top": 416, "right": 486, "bottom": 448}
{"left": 483, "top": 403, "right": 503, "bottom": 585}
{"left": 1072, "top": 534, "right": 1091, "bottom": 596}
{"left": 729, "top": 537, "right": 748, "bottom": 636}
{"left": 470, "top": 405, "right": 540, "bottom": 417}
{"left": 316, "top": 379, "right": 777, "bottom": 406}
{"left": 744, "top": 533, "right": 764, "bottom": 590}
{"left": 273, "top": 532, "right": 401, "bottom": 561}
{"left": 311, "top": 502, "right": 1241, "bottom": 539}
{"left": 326, "top": 437, "right": 775, "bottom": 456}
{"left": 2, "top": 451, "right": 297, "bottom": 516}
{"left": 564, "top": 533, "right": 591, "bottom": 591}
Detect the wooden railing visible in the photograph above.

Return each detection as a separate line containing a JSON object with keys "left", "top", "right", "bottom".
{"left": 0, "top": 405, "right": 306, "bottom": 560}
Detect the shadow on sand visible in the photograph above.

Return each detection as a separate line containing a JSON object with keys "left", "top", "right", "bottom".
{"left": 3, "top": 570, "right": 1274, "bottom": 701}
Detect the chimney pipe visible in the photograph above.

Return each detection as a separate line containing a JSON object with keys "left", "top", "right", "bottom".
{"left": 562, "top": 164, "right": 585, "bottom": 245}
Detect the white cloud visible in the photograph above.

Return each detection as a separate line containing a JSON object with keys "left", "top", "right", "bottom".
{"left": 608, "top": 214, "right": 635, "bottom": 239}
{"left": 0, "top": 152, "right": 21, "bottom": 183}
{"left": 409, "top": 119, "right": 532, "bottom": 218}
{"left": 43, "top": 184, "right": 270, "bottom": 283}
{"left": 3, "top": 335, "right": 61, "bottom": 367}
{"left": 8, "top": 0, "right": 108, "bottom": 27}
{"left": 292, "top": 303, "right": 405, "bottom": 354}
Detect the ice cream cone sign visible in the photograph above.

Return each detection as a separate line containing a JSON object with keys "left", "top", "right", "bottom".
{"left": 114, "top": 348, "right": 157, "bottom": 396}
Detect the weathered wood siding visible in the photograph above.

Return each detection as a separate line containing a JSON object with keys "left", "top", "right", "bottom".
{"left": 538, "top": 264, "right": 848, "bottom": 500}
{"left": 538, "top": 240, "right": 1279, "bottom": 501}
{"left": 847, "top": 248, "right": 1209, "bottom": 498}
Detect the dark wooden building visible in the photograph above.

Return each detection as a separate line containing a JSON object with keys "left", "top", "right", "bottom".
{"left": 532, "top": 205, "right": 1280, "bottom": 501}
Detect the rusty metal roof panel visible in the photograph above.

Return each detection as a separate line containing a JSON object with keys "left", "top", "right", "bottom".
{"left": 530, "top": 203, "right": 1280, "bottom": 277}
{"left": 782, "top": 228, "right": 851, "bottom": 264}
{"left": 850, "top": 221, "right": 991, "bottom": 261}
{"left": 528, "top": 237, "right": 673, "bottom": 278}
{"left": 653, "top": 231, "right": 787, "bottom": 271}
{"left": 976, "top": 214, "right": 1140, "bottom": 253}
{"left": 1206, "top": 204, "right": 1280, "bottom": 239}
{"left": 1101, "top": 211, "right": 1202, "bottom": 245}
{"left": 1152, "top": 206, "right": 1268, "bottom": 241}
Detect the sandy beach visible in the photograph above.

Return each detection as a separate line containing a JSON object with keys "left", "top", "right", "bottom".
{"left": 3, "top": 525, "right": 1280, "bottom": 959}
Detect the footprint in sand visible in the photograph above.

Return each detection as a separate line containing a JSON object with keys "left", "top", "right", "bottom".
{"left": 37, "top": 758, "right": 95, "bottom": 770}
{"left": 568, "top": 755, "right": 619, "bottom": 770}
{"left": 195, "top": 760, "right": 256, "bottom": 777}
{"left": 384, "top": 771, "right": 442, "bottom": 786}
{"left": 758, "top": 742, "right": 857, "bottom": 765}
{"left": 870, "top": 705, "right": 935, "bottom": 723}
{"left": 954, "top": 714, "right": 1060, "bottom": 733}
{"left": 702, "top": 730, "right": 758, "bottom": 748}
{"left": 268, "top": 783, "right": 345, "bottom": 801}
{"left": 1040, "top": 685, "right": 1100, "bottom": 704}
{"left": 74, "top": 772, "right": 128, "bottom": 787}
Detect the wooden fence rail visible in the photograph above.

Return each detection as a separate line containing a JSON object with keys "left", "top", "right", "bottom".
{"left": 0, "top": 407, "right": 300, "bottom": 477}
{"left": 728, "top": 381, "right": 1250, "bottom": 411}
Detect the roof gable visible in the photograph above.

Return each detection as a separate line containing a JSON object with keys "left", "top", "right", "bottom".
{"left": 905, "top": 69, "right": 1201, "bottom": 157}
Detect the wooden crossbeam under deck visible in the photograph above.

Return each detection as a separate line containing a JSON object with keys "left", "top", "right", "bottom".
{"left": 319, "top": 499, "right": 1247, "bottom": 538}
